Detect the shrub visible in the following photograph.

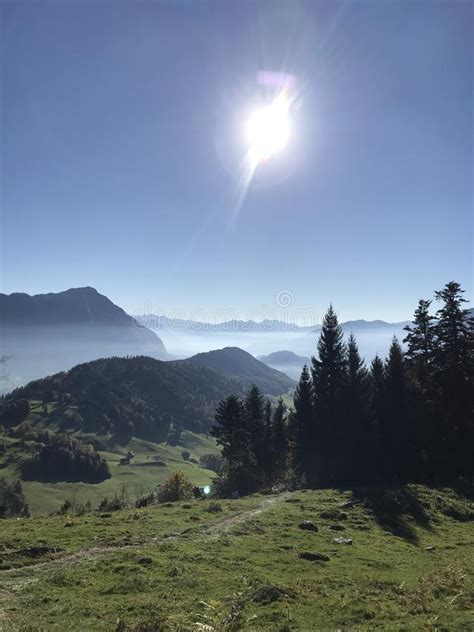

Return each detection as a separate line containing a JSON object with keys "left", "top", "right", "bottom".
{"left": 205, "top": 501, "right": 222, "bottom": 513}
{"left": 0, "top": 479, "right": 30, "bottom": 518}
{"left": 157, "top": 471, "right": 193, "bottom": 503}
{"left": 98, "top": 494, "right": 126, "bottom": 512}
{"left": 181, "top": 450, "right": 190, "bottom": 461}
{"left": 199, "top": 453, "right": 222, "bottom": 472}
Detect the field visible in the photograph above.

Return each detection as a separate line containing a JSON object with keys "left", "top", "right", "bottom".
{"left": 0, "top": 483, "right": 472, "bottom": 631}
{"left": 0, "top": 399, "right": 219, "bottom": 515}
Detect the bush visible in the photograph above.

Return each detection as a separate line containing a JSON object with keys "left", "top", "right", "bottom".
{"left": 157, "top": 471, "right": 193, "bottom": 503}
{"left": 199, "top": 453, "right": 222, "bottom": 473}
{"left": 205, "top": 501, "right": 222, "bottom": 513}
{"left": 0, "top": 479, "right": 30, "bottom": 518}
{"left": 181, "top": 450, "right": 190, "bottom": 461}
{"left": 98, "top": 494, "right": 125, "bottom": 512}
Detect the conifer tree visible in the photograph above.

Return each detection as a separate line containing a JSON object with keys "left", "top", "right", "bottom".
{"left": 433, "top": 281, "right": 474, "bottom": 476}
{"left": 262, "top": 399, "right": 274, "bottom": 482}
{"left": 311, "top": 305, "right": 347, "bottom": 486}
{"left": 272, "top": 398, "right": 288, "bottom": 481}
{"left": 403, "top": 299, "right": 435, "bottom": 391}
{"left": 244, "top": 385, "right": 266, "bottom": 476}
{"left": 403, "top": 299, "right": 436, "bottom": 478}
{"left": 211, "top": 395, "right": 256, "bottom": 494}
{"left": 370, "top": 354, "right": 385, "bottom": 482}
{"left": 383, "top": 337, "right": 412, "bottom": 483}
{"left": 289, "top": 365, "right": 313, "bottom": 481}
{"left": 344, "top": 333, "right": 371, "bottom": 483}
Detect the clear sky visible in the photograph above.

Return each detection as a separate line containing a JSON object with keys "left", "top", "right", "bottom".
{"left": 1, "top": 0, "right": 472, "bottom": 322}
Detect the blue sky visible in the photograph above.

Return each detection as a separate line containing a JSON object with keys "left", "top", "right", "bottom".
{"left": 2, "top": 0, "right": 472, "bottom": 322}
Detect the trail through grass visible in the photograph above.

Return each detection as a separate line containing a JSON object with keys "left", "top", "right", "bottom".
{"left": 0, "top": 484, "right": 473, "bottom": 631}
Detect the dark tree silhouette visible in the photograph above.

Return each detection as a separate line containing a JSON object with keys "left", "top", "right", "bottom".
{"left": 244, "top": 385, "right": 266, "bottom": 477}
{"left": 288, "top": 365, "right": 313, "bottom": 482}
{"left": 311, "top": 305, "right": 347, "bottom": 486}
{"left": 272, "top": 398, "right": 288, "bottom": 481}
{"left": 404, "top": 299, "right": 435, "bottom": 391}
{"left": 211, "top": 395, "right": 257, "bottom": 494}
{"left": 432, "top": 281, "right": 474, "bottom": 476}
{"left": 344, "top": 333, "right": 371, "bottom": 483}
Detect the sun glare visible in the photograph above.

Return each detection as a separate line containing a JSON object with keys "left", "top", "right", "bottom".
{"left": 246, "top": 93, "right": 291, "bottom": 163}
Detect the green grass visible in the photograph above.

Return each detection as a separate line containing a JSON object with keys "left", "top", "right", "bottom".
{"left": 0, "top": 484, "right": 472, "bottom": 630}
{"left": 1, "top": 407, "right": 220, "bottom": 516}
{"left": 21, "top": 432, "right": 218, "bottom": 516}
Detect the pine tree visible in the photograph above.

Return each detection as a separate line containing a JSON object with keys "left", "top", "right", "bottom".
{"left": 272, "top": 398, "right": 288, "bottom": 481}
{"left": 244, "top": 385, "right": 266, "bottom": 478}
{"left": 211, "top": 395, "right": 256, "bottom": 494}
{"left": 262, "top": 399, "right": 274, "bottom": 482}
{"left": 311, "top": 305, "right": 347, "bottom": 486}
{"left": 403, "top": 299, "right": 436, "bottom": 479}
{"left": 344, "top": 334, "right": 371, "bottom": 483}
{"left": 403, "top": 299, "right": 435, "bottom": 391}
{"left": 370, "top": 354, "right": 385, "bottom": 482}
{"left": 289, "top": 365, "right": 313, "bottom": 482}
{"left": 433, "top": 281, "right": 474, "bottom": 476}
{"left": 383, "top": 337, "right": 412, "bottom": 483}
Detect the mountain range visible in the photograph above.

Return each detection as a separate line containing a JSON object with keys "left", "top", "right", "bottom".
{"left": 136, "top": 315, "right": 312, "bottom": 332}
{"left": 137, "top": 313, "right": 412, "bottom": 333}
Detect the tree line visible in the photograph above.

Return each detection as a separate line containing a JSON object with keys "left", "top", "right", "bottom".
{"left": 211, "top": 281, "right": 473, "bottom": 493}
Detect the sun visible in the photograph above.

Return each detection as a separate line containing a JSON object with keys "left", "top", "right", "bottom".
{"left": 246, "top": 93, "right": 291, "bottom": 163}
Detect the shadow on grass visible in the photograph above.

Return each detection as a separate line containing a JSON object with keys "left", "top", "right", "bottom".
{"left": 349, "top": 485, "right": 434, "bottom": 544}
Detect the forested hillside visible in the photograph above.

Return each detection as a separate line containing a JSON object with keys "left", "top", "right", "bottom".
{"left": 4, "top": 356, "right": 245, "bottom": 440}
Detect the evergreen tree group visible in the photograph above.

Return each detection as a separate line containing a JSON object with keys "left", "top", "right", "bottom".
{"left": 212, "top": 282, "right": 473, "bottom": 493}
{"left": 211, "top": 388, "right": 290, "bottom": 494}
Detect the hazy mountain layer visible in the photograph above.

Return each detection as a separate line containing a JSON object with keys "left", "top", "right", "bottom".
{"left": 1, "top": 288, "right": 166, "bottom": 391}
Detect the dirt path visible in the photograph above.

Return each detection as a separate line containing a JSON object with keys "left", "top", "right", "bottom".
{"left": 0, "top": 491, "right": 290, "bottom": 614}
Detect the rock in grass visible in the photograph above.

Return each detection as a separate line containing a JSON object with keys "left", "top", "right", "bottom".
{"left": 340, "top": 500, "right": 358, "bottom": 509}
{"left": 253, "top": 584, "right": 295, "bottom": 604}
{"left": 333, "top": 536, "right": 353, "bottom": 545}
{"left": 19, "top": 546, "right": 62, "bottom": 557}
{"left": 138, "top": 556, "right": 153, "bottom": 566}
{"left": 320, "top": 509, "right": 348, "bottom": 520}
{"left": 298, "top": 520, "right": 318, "bottom": 532}
{"left": 329, "top": 524, "right": 346, "bottom": 531}
{"left": 299, "top": 551, "right": 330, "bottom": 562}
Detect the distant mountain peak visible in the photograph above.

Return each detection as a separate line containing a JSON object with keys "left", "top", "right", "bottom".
{"left": 1, "top": 287, "right": 167, "bottom": 389}
{"left": 188, "top": 346, "right": 295, "bottom": 395}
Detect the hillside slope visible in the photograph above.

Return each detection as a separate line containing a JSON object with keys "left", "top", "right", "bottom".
{"left": 5, "top": 355, "right": 243, "bottom": 437}
{"left": 0, "top": 484, "right": 472, "bottom": 630}
{"left": 187, "top": 347, "right": 295, "bottom": 395}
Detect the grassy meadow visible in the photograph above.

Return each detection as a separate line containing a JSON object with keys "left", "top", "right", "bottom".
{"left": 0, "top": 399, "right": 219, "bottom": 515}
{"left": 0, "top": 484, "right": 472, "bottom": 631}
